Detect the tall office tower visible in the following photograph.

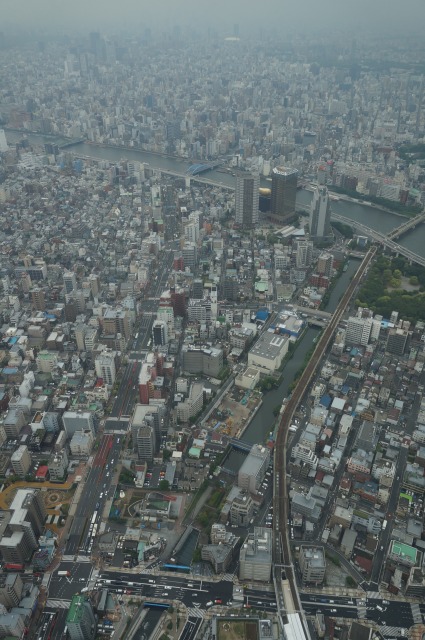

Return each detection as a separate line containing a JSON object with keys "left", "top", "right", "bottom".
{"left": 270, "top": 166, "right": 298, "bottom": 224}
{"left": 235, "top": 173, "right": 260, "bottom": 227}
{"left": 66, "top": 595, "right": 96, "bottom": 640}
{"left": 63, "top": 271, "right": 77, "bottom": 294}
{"left": 309, "top": 186, "right": 332, "bottom": 240}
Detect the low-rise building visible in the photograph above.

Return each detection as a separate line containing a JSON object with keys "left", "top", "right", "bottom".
{"left": 299, "top": 546, "right": 326, "bottom": 585}
{"left": 248, "top": 331, "right": 289, "bottom": 372}
{"left": 48, "top": 450, "right": 69, "bottom": 482}
{"left": 69, "top": 430, "right": 94, "bottom": 456}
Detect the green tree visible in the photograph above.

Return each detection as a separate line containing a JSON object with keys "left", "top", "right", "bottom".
{"left": 382, "top": 269, "right": 393, "bottom": 284}
{"left": 159, "top": 479, "right": 170, "bottom": 491}
{"left": 409, "top": 275, "right": 419, "bottom": 285}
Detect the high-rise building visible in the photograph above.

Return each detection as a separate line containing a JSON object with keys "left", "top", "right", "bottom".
{"left": 95, "top": 350, "right": 116, "bottom": 386}
{"left": 88, "top": 274, "right": 100, "bottom": 298}
{"left": 192, "top": 279, "right": 204, "bottom": 299}
{"left": 136, "top": 424, "right": 156, "bottom": 462}
{"left": 131, "top": 404, "right": 165, "bottom": 451}
{"left": 63, "top": 271, "right": 77, "bottom": 294}
{"left": 299, "top": 546, "right": 326, "bottom": 585}
{"left": 31, "top": 287, "right": 45, "bottom": 311}
{"left": 0, "top": 489, "right": 47, "bottom": 564}
{"left": 11, "top": 445, "right": 31, "bottom": 477}
{"left": 62, "top": 411, "right": 95, "bottom": 438}
{"left": 346, "top": 316, "right": 372, "bottom": 346}
{"left": 309, "top": 186, "right": 332, "bottom": 240}
{"left": 66, "top": 595, "right": 96, "bottom": 640}
{"left": 102, "top": 309, "right": 131, "bottom": 341}
{"left": 235, "top": 173, "right": 259, "bottom": 227}
{"left": 238, "top": 444, "right": 270, "bottom": 494}
{"left": 239, "top": 527, "right": 272, "bottom": 582}
{"left": 0, "top": 573, "right": 23, "bottom": 608}
{"left": 295, "top": 240, "right": 313, "bottom": 268}
{"left": 316, "top": 253, "right": 333, "bottom": 277}
{"left": 270, "top": 166, "right": 298, "bottom": 224}
{"left": 152, "top": 320, "right": 168, "bottom": 346}
{"left": 182, "top": 242, "right": 197, "bottom": 271}
{"left": 386, "top": 327, "right": 409, "bottom": 356}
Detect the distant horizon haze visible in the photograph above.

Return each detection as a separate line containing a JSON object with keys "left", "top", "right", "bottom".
{"left": 1, "top": 0, "right": 425, "bottom": 35}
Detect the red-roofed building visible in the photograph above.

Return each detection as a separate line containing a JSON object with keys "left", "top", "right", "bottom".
{"left": 354, "top": 555, "right": 372, "bottom": 575}
{"left": 35, "top": 465, "right": 49, "bottom": 481}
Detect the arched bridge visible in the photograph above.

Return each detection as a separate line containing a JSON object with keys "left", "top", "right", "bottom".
{"left": 186, "top": 160, "right": 225, "bottom": 175}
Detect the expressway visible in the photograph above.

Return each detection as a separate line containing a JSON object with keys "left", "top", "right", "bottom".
{"left": 273, "top": 247, "right": 377, "bottom": 635}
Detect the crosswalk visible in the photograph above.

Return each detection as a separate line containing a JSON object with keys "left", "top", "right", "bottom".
{"left": 60, "top": 554, "right": 91, "bottom": 563}
{"left": 47, "top": 599, "right": 71, "bottom": 609}
{"left": 378, "top": 625, "right": 404, "bottom": 638}
{"left": 186, "top": 607, "right": 205, "bottom": 619}
{"left": 365, "top": 590, "right": 380, "bottom": 598}
{"left": 221, "top": 573, "right": 235, "bottom": 582}
{"left": 411, "top": 603, "right": 422, "bottom": 624}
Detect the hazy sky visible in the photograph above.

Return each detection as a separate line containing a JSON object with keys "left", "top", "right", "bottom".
{"left": 2, "top": 0, "right": 425, "bottom": 34}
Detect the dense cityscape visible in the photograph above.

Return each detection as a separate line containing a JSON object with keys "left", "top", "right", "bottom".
{"left": 0, "top": 16, "right": 425, "bottom": 640}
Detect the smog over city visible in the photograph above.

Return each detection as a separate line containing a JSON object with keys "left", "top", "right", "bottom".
{"left": 1, "top": 0, "right": 425, "bottom": 32}
{"left": 1, "top": 0, "right": 425, "bottom": 639}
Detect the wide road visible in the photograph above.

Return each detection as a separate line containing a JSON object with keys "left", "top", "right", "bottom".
{"left": 64, "top": 433, "right": 122, "bottom": 556}
{"left": 96, "top": 570, "right": 234, "bottom": 609}
{"left": 300, "top": 593, "right": 415, "bottom": 628}
{"left": 110, "top": 361, "right": 140, "bottom": 418}
{"left": 273, "top": 247, "right": 376, "bottom": 625}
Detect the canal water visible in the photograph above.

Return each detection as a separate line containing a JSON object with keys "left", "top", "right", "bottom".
{"left": 224, "top": 258, "right": 361, "bottom": 471}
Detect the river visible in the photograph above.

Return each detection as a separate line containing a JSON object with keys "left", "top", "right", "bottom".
{"left": 6, "top": 130, "right": 425, "bottom": 256}
{"left": 7, "top": 129, "right": 423, "bottom": 468}
{"left": 223, "top": 258, "right": 361, "bottom": 471}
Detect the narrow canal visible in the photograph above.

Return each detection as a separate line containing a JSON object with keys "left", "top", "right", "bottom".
{"left": 224, "top": 258, "right": 361, "bottom": 471}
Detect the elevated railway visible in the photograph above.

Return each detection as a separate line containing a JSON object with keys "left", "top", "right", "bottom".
{"left": 272, "top": 247, "right": 376, "bottom": 638}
